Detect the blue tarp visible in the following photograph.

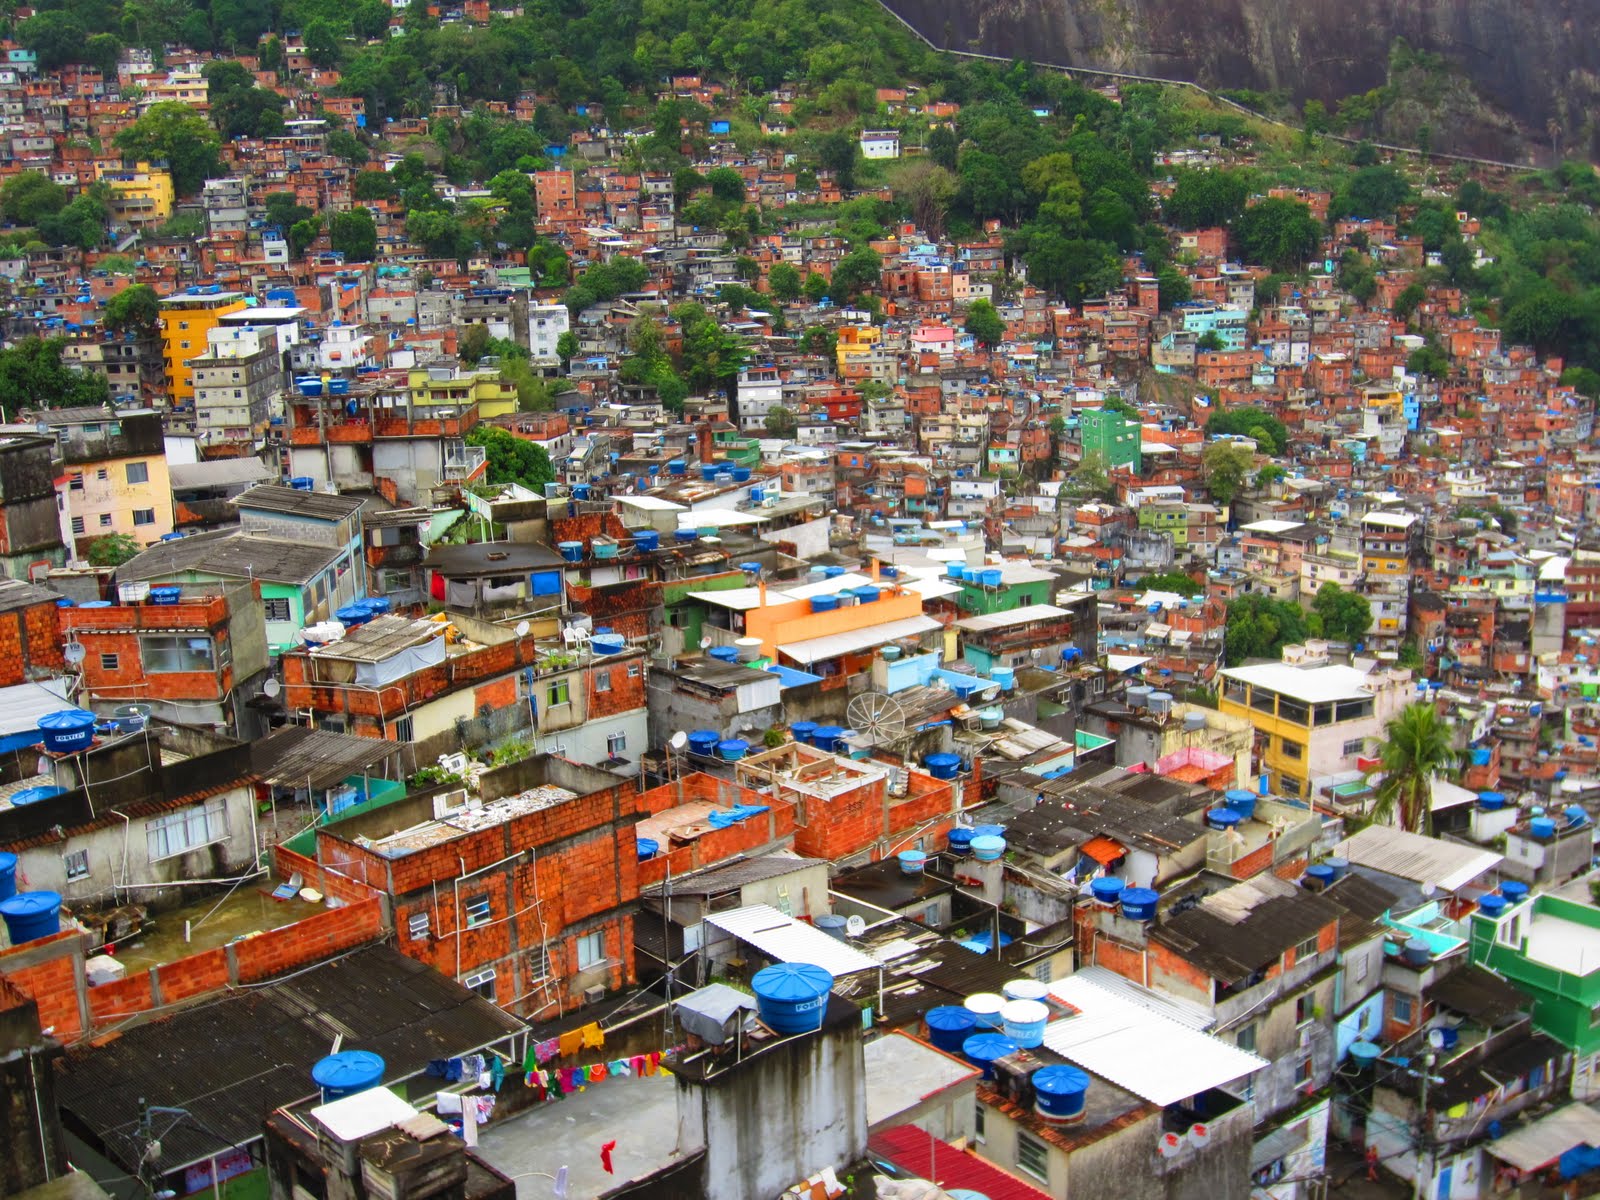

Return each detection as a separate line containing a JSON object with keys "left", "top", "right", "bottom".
{"left": 705, "top": 804, "right": 770, "bottom": 829}
{"left": 1559, "top": 1145, "right": 1600, "bottom": 1180}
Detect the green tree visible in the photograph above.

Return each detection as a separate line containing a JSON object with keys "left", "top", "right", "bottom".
{"left": 85, "top": 33, "right": 123, "bottom": 77}
{"left": 408, "top": 209, "right": 467, "bottom": 259}
{"left": 1, "top": 172, "right": 66, "bottom": 225}
{"left": 1393, "top": 282, "right": 1426, "bottom": 324}
{"left": 1137, "top": 571, "right": 1202, "bottom": 597}
{"left": 459, "top": 324, "right": 491, "bottom": 365}
{"left": 763, "top": 404, "right": 797, "bottom": 438}
{"left": 1408, "top": 342, "right": 1450, "bottom": 379}
{"left": 1156, "top": 266, "right": 1191, "bottom": 310}
{"left": 1312, "top": 582, "right": 1373, "bottom": 645}
{"left": 1202, "top": 440, "right": 1255, "bottom": 507}
{"left": 1068, "top": 449, "right": 1115, "bottom": 501}
{"left": 104, "top": 284, "right": 160, "bottom": 333}
{"left": 87, "top": 533, "right": 140, "bottom": 567}
{"left": 353, "top": 170, "right": 399, "bottom": 202}
{"left": 674, "top": 302, "right": 747, "bottom": 397}
{"left": 1234, "top": 198, "right": 1320, "bottom": 272}
{"left": 37, "top": 193, "right": 108, "bottom": 250}
{"left": 964, "top": 298, "right": 1006, "bottom": 348}
{"left": 1336, "top": 165, "right": 1411, "bottom": 220}
{"left": 264, "top": 192, "right": 313, "bottom": 231}
{"left": 288, "top": 217, "right": 322, "bottom": 258}
{"left": 1196, "top": 330, "right": 1226, "bottom": 353}
{"left": 768, "top": 261, "right": 802, "bottom": 303}
{"left": 1368, "top": 702, "right": 1457, "bottom": 834}
{"left": 828, "top": 247, "right": 881, "bottom": 301}
{"left": 928, "top": 125, "right": 958, "bottom": 171}
{"left": 818, "top": 131, "right": 858, "bottom": 191}
{"left": 706, "top": 167, "right": 745, "bottom": 205}
{"left": 1223, "top": 593, "right": 1309, "bottom": 666}
{"left": 114, "top": 103, "right": 221, "bottom": 196}
{"left": 803, "top": 272, "right": 830, "bottom": 303}
{"left": 304, "top": 19, "right": 341, "bottom": 68}
{"left": 465, "top": 427, "right": 555, "bottom": 491}
{"left": 801, "top": 326, "right": 836, "bottom": 358}
{"left": 1164, "top": 168, "right": 1250, "bottom": 230}
{"left": 1205, "top": 408, "right": 1287, "bottom": 456}
{"left": 328, "top": 208, "right": 377, "bottom": 262}
{"left": 0, "top": 337, "right": 110, "bottom": 417}
{"left": 352, "top": 0, "right": 393, "bottom": 39}
{"left": 555, "top": 330, "right": 579, "bottom": 367}
{"left": 18, "top": 10, "right": 87, "bottom": 71}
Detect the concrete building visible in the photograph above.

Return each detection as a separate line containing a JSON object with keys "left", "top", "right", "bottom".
{"left": 159, "top": 289, "right": 248, "bottom": 406}
{"left": 188, "top": 326, "right": 285, "bottom": 452}
{"left": 527, "top": 302, "right": 569, "bottom": 362}
{"left": 39, "top": 407, "right": 173, "bottom": 553}
{"left": 0, "top": 435, "right": 66, "bottom": 579}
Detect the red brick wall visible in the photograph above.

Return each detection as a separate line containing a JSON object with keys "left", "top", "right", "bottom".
{"left": 588, "top": 659, "right": 646, "bottom": 718}
{"left": 0, "top": 934, "right": 85, "bottom": 1040}
{"left": 788, "top": 767, "right": 956, "bottom": 862}
{"left": 0, "top": 600, "right": 63, "bottom": 686}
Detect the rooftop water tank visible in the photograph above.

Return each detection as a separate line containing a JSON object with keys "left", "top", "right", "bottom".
{"left": 1003, "top": 979, "right": 1049, "bottom": 1003}
{"left": 1206, "top": 808, "right": 1242, "bottom": 832}
{"left": 1032, "top": 1065, "right": 1091, "bottom": 1125}
{"left": 811, "top": 725, "right": 845, "bottom": 752}
{"left": 637, "top": 837, "right": 659, "bottom": 861}
{"left": 924, "top": 753, "right": 961, "bottom": 780}
{"left": 789, "top": 721, "right": 817, "bottom": 746}
{"left": 687, "top": 730, "right": 719, "bottom": 756}
{"left": 946, "top": 562, "right": 966, "bottom": 580}
{"left": 991, "top": 666, "right": 1015, "bottom": 690}
{"left": 673, "top": 528, "right": 699, "bottom": 543}
{"left": 925, "top": 1006, "right": 978, "bottom": 1054}
{"left": 962, "top": 1033, "right": 1018, "bottom": 1080}
{"left": 1567, "top": 805, "right": 1588, "bottom": 828}
{"left": 1000, "top": 999, "right": 1049, "bottom": 1048}
{"left": 1147, "top": 691, "right": 1173, "bottom": 717}
{"left": 751, "top": 962, "right": 833, "bottom": 1035}
{"left": 732, "top": 467, "right": 752, "bottom": 482}
{"left": 312, "top": 1051, "right": 386, "bottom": 1102}
{"left": 1349, "top": 1041, "right": 1382, "bottom": 1070}
{"left": 970, "top": 835, "right": 1005, "bottom": 862}
{"left": 11, "top": 785, "right": 66, "bottom": 807}
{"left": 558, "top": 541, "right": 585, "bottom": 562}
{"left": 1530, "top": 817, "right": 1557, "bottom": 840}
{"left": 1224, "top": 789, "right": 1257, "bottom": 820}
{"left": 815, "top": 914, "right": 848, "bottom": 942}
{"left": 1304, "top": 864, "right": 1336, "bottom": 891}
{"left": 336, "top": 603, "right": 370, "bottom": 626}
{"left": 1126, "top": 685, "right": 1152, "bottom": 710}
{"left": 38, "top": 710, "right": 97, "bottom": 754}
{"left": 734, "top": 637, "right": 763, "bottom": 662}
{"left": 707, "top": 645, "right": 739, "bottom": 663}
{"left": 0, "top": 891, "right": 62, "bottom": 945}
{"left": 1500, "top": 880, "right": 1529, "bottom": 905}
{"left": 148, "top": 586, "right": 182, "bottom": 606}
{"left": 898, "top": 850, "right": 927, "bottom": 876}
{"left": 964, "top": 993, "right": 1005, "bottom": 1029}
{"left": 634, "top": 529, "right": 660, "bottom": 552}
{"left": 716, "top": 739, "right": 749, "bottom": 762}
{"left": 1183, "top": 711, "right": 1207, "bottom": 733}
{"left": 1089, "top": 877, "right": 1126, "bottom": 907}
{"left": 592, "top": 634, "right": 626, "bottom": 655}
{"left": 822, "top": 566, "right": 846, "bottom": 579}
{"left": 1120, "top": 887, "right": 1159, "bottom": 921}
{"left": 1478, "top": 791, "right": 1506, "bottom": 811}
{"left": 1402, "top": 937, "right": 1431, "bottom": 967}
{"left": 947, "top": 827, "right": 974, "bottom": 857}
{"left": 972, "top": 825, "right": 1006, "bottom": 840}
{"left": 667, "top": 459, "right": 687, "bottom": 476}
{"left": 810, "top": 595, "right": 839, "bottom": 614}
{"left": 0, "top": 851, "right": 16, "bottom": 902}
{"left": 854, "top": 585, "right": 880, "bottom": 604}
{"left": 1477, "top": 893, "right": 1507, "bottom": 917}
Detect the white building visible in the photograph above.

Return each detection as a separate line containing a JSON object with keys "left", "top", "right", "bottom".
{"left": 528, "top": 303, "right": 570, "bottom": 362}
{"left": 735, "top": 366, "right": 784, "bottom": 433}
{"left": 859, "top": 130, "right": 901, "bottom": 160}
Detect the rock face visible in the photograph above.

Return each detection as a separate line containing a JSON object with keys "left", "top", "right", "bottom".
{"left": 881, "top": 0, "right": 1597, "bottom": 160}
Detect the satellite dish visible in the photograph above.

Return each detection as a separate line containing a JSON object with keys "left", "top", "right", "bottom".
{"left": 669, "top": 731, "right": 687, "bottom": 750}
{"left": 847, "top": 691, "right": 907, "bottom": 745}
{"left": 262, "top": 678, "right": 280, "bottom": 697}
{"left": 844, "top": 915, "right": 866, "bottom": 937}
{"left": 1428, "top": 1028, "right": 1447, "bottom": 1050}
{"left": 699, "top": 637, "right": 712, "bottom": 650}
{"left": 515, "top": 620, "right": 531, "bottom": 638}
{"left": 63, "top": 642, "right": 86, "bottom": 666}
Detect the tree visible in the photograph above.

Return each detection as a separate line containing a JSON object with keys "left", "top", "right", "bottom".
{"left": 18, "top": 11, "right": 87, "bottom": 71}
{"left": 928, "top": 125, "right": 958, "bottom": 171}
{"left": 264, "top": 192, "right": 313, "bottom": 232}
{"left": 304, "top": 19, "right": 342, "bottom": 68}
{"left": 1164, "top": 169, "right": 1250, "bottom": 230}
{"left": 1393, "top": 282, "right": 1426, "bottom": 324}
{"left": 1234, "top": 198, "right": 1320, "bottom": 272}
{"left": 352, "top": 0, "right": 393, "bottom": 39}
{"left": 407, "top": 209, "right": 467, "bottom": 259}
{"left": 1368, "top": 702, "right": 1457, "bottom": 834}
{"left": 0, "top": 337, "right": 110, "bottom": 417}
{"left": 114, "top": 103, "right": 221, "bottom": 196}
{"left": 105, "top": 284, "right": 160, "bottom": 333}
{"left": 894, "top": 161, "right": 955, "bottom": 238}
{"left": 674, "top": 302, "right": 747, "bottom": 397}
{"left": 1138, "top": 571, "right": 1202, "bottom": 597}
{"left": 818, "top": 131, "right": 858, "bottom": 191}
{"left": 1068, "top": 449, "right": 1114, "bottom": 500}
{"left": 1312, "top": 583, "right": 1373, "bottom": 645}
{"left": 353, "top": 170, "right": 399, "bottom": 202}
{"left": 555, "top": 331, "right": 579, "bottom": 367}
{"left": 85, "top": 33, "right": 122, "bottom": 77}
{"left": 1202, "top": 440, "right": 1255, "bottom": 507}
{"left": 36, "top": 193, "right": 107, "bottom": 250}
{"left": 706, "top": 167, "right": 745, "bottom": 205}
{"left": 768, "top": 261, "right": 801, "bottom": 303}
{"left": 1224, "top": 594, "right": 1309, "bottom": 666}
{"left": 288, "top": 217, "right": 322, "bottom": 259}
{"left": 764, "top": 404, "right": 797, "bottom": 438}
{"left": 328, "top": 208, "right": 377, "bottom": 262}
{"left": 1156, "top": 266, "right": 1191, "bottom": 310}
{"left": 1408, "top": 342, "right": 1450, "bottom": 379}
{"left": 801, "top": 326, "right": 837, "bottom": 358}
{"left": 828, "top": 247, "right": 881, "bottom": 301}
{"left": 1337, "top": 166, "right": 1411, "bottom": 220}
{"left": 803, "top": 272, "right": 830, "bottom": 303}
{"left": 87, "top": 533, "right": 140, "bottom": 567}
{"left": 459, "top": 324, "right": 491, "bottom": 365}
{"left": 964, "top": 298, "right": 1006, "bottom": 348}
{"left": 465, "top": 427, "right": 555, "bottom": 491}
{"left": 1, "top": 172, "right": 66, "bottom": 226}
{"left": 1206, "top": 408, "right": 1287, "bottom": 456}
{"left": 1196, "top": 330, "right": 1226, "bottom": 353}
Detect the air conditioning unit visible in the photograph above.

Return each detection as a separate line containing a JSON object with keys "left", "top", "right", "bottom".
{"left": 583, "top": 985, "right": 606, "bottom": 1005}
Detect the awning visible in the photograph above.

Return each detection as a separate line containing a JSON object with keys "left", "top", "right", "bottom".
{"left": 703, "top": 903, "right": 880, "bottom": 976}
{"left": 1080, "top": 836, "right": 1126, "bottom": 866}
{"left": 776, "top": 615, "right": 942, "bottom": 665}
{"left": 1487, "top": 1103, "right": 1600, "bottom": 1172}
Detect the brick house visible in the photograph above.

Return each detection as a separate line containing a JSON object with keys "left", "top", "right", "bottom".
{"left": 0, "top": 577, "right": 63, "bottom": 684}
{"left": 312, "top": 755, "right": 641, "bottom": 1018}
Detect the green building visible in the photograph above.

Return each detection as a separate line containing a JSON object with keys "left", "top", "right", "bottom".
{"left": 1137, "top": 501, "right": 1189, "bottom": 547}
{"left": 1470, "top": 893, "right": 1600, "bottom": 1072}
{"left": 954, "top": 562, "right": 1058, "bottom": 615}
{"left": 1077, "top": 407, "right": 1142, "bottom": 473}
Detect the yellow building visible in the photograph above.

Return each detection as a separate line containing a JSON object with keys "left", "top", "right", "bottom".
{"left": 404, "top": 365, "right": 519, "bottom": 419}
{"left": 160, "top": 290, "right": 248, "bottom": 406}
{"left": 42, "top": 409, "right": 175, "bottom": 552}
{"left": 1359, "top": 510, "right": 1417, "bottom": 577}
{"left": 834, "top": 324, "right": 882, "bottom": 371}
{"left": 96, "top": 161, "right": 174, "bottom": 226}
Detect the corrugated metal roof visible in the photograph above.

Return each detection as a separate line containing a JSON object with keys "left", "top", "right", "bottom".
{"left": 870, "top": 1125, "right": 1051, "bottom": 1200}
{"left": 776, "top": 615, "right": 942, "bottom": 665}
{"left": 1331, "top": 825, "right": 1502, "bottom": 893}
{"left": 703, "top": 903, "right": 880, "bottom": 976}
{"left": 954, "top": 604, "right": 1070, "bottom": 632}
{"left": 1043, "top": 974, "right": 1267, "bottom": 1105}
{"left": 1487, "top": 1103, "right": 1600, "bottom": 1171}
{"left": 1068, "top": 966, "right": 1216, "bottom": 1031}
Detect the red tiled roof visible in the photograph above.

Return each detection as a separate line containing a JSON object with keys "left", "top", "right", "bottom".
{"left": 868, "top": 1126, "right": 1051, "bottom": 1200}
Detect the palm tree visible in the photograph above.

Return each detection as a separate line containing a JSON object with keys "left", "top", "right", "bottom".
{"left": 1368, "top": 702, "right": 1458, "bottom": 834}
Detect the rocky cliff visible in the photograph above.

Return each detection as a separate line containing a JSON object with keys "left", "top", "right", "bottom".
{"left": 881, "top": 0, "right": 1598, "bottom": 161}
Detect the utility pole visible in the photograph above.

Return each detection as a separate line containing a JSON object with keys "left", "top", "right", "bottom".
{"left": 1411, "top": 1049, "right": 1438, "bottom": 1200}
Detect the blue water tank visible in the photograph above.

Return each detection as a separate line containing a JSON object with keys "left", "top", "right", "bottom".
{"left": 674, "top": 528, "right": 699, "bottom": 543}
{"left": 78, "top": 601, "right": 111, "bottom": 609}
{"left": 1001, "top": 999, "right": 1049, "bottom": 1047}
{"left": 789, "top": 721, "right": 817, "bottom": 746}
{"left": 810, "top": 595, "right": 839, "bottom": 613}
{"left": 946, "top": 562, "right": 966, "bottom": 580}
{"left": 1206, "top": 808, "right": 1242, "bottom": 831}
{"left": 592, "top": 634, "right": 626, "bottom": 655}
{"left": 1324, "top": 856, "right": 1349, "bottom": 882}
{"left": 814, "top": 915, "right": 848, "bottom": 942}
{"left": 970, "top": 836, "right": 1005, "bottom": 862}
{"left": 634, "top": 530, "right": 660, "bottom": 552}
{"left": 1120, "top": 887, "right": 1159, "bottom": 921}
{"left": 1478, "top": 791, "right": 1506, "bottom": 811}
{"left": 365, "top": 598, "right": 391, "bottom": 616}
{"left": 667, "top": 459, "right": 687, "bottom": 476}
{"left": 148, "top": 586, "right": 182, "bottom": 606}
{"left": 699, "top": 463, "right": 719, "bottom": 481}
{"left": 1471, "top": 748, "right": 1492, "bottom": 766}
{"left": 289, "top": 476, "right": 315, "bottom": 491}
{"left": 637, "top": 838, "right": 659, "bottom": 860}
{"left": 854, "top": 585, "right": 880, "bottom": 604}
{"left": 822, "top": 566, "right": 846, "bottom": 579}
{"left": 716, "top": 739, "right": 749, "bottom": 761}
{"left": 1530, "top": 817, "right": 1557, "bottom": 840}
{"left": 558, "top": 541, "right": 585, "bottom": 562}
{"left": 732, "top": 467, "right": 752, "bottom": 482}
{"left": 55, "top": 597, "right": 73, "bottom": 608}
{"left": 980, "top": 569, "right": 1002, "bottom": 587}
{"left": 1305, "top": 863, "right": 1336, "bottom": 890}
{"left": 991, "top": 665, "right": 1015, "bottom": 689}
{"left": 336, "top": 604, "right": 369, "bottom": 626}
{"left": 925, "top": 1005, "right": 978, "bottom": 1054}
{"left": 0, "top": 892, "right": 62, "bottom": 944}
{"left": 1500, "top": 880, "right": 1530, "bottom": 904}
{"left": 687, "top": 730, "right": 720, "bottom": 756}
{"left": 1224, "top": 789, "right": 1257, "bottom": 820}
{"left": 962, "top": 1033, "right": 1019, "bottom": 1079}
{"left": 897, "top": 850, "right": 927, "bottom": 876}
{"left": 12, "top": 786, "right": 66, "bottom": 807}
{"left": 1567, "top": 805, "right": 1588, "bottom": 828}
{"left": 947, "top": 827, "right": 974, "bottom": 856}
{"left": 707, "top": 645, "right": 739, "bottom": 663}
{"left": 1478, "top": 893, "right": 1508, "bottom": 917}
{"left": 38, "top": 710, "right": 97, "bottom": 754}
{"left": 1350, "top": 1041, "right": 1382, "bottom": 1070}
{"left": 1033, "top": 1065, "right": 1091, "bottom": 1124}
{"left": 1403, "top": 937, "right": 1431, "bottom": 967}
{"left": 0, "top": 852, "right": 15, "bottom": 901}
{"left": 811, "top": 725, "right": 845, "bottom": 752}
{"left": 751, "top": 962, "right": 834, "bottom": 1035}
{"left": 924, "top": 753, "right": 961, "bottom": 780}
{"left": 312, "top": 1050, "right": 386, "bottom": 1101}
{"left": 1089, "top": 877, "right": 1125, "bottom": 907}
{"left": 972, "top": 824, "right": 1006, "bottom": 841}
{"left": 573, "top": 484, "right": 591, "bottom": 501}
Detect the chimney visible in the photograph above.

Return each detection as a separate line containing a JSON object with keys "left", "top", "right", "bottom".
{"left": 696, "top": 421, "right": 713, "bottom": 465}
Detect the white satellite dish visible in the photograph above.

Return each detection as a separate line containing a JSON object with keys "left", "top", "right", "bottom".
{"left": 699, "top": 637, "right": 712, "bottom": 650}
{"left": 262, "top": 678, "right": 281, "bottom": 697}
{"left": 515, "top": 620, "right": 530, "bottom": 638}
{"left": 669, "top": 731, "right": 687, "bottom": 750}
{"left": 844, "top": 915, "right": 866, "bottom": 937}
{"left": 1428, "top": 1028, "right": 1446, "bottom": 1050}
{"left": 63, "top": 642, "right": 85, "bottom": 666}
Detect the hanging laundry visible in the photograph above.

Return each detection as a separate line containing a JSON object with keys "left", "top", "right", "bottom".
{"left": 630, "top": 1055, "right": 646, "bottom": 1077}
{"left": 426, "top": 1059, "right": 451, "bottom": 1079}
{"left": 558, "top": 1029, "right": 583, "bottom": 1058}
{"left": 534, "top": 1038, "right": 560, "bottom": 1064}
{"left": 589, "top": 1063, "right": 609, "bottom": 1082}
{"left": 435, "top": 1093, "right": 463, "bottom": 1115}
{"left": 522, "top": 1043, "right": 538, "bottom": 1073}
{"left": 460, "top": 1054, "right": 486, "bottom": 1081}
{"left": 600, "top": 1141, "right": 617, "bottom": 1175}
{"left": 491, "top": 1057, "right": 506, "bottom": 1092}
{"left": 579, "top": 1022, "right": 605, "bottom": 1050}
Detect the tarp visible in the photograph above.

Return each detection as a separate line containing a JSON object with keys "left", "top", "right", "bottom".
{"left": 705, "top": 804, "right": 770, "bottom": 829}
{"left": 1080, "top": 836, "right": 1126, "bottom": 866}
{"left": 673, "top": 983, "right": 757, "bottom": 1046}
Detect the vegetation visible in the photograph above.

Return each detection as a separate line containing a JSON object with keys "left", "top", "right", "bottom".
{"left": 0, "top": 337, "right": 111, "bottom": 416}
{"left": 1204, "top": 407, "right": 1288, "bottom": 456}
{"left": 1201, "top": 440, "right": 1254, "bottom": 506}
{"left": 1137, "top": 571, "right": 1202, "bottom": 597}
{"left": 1310, "top": 583, "right": 1374, "bottom": 645}
{"left": 86, "top": 534, "right": 141, "bottom": 567}
{"left": 465, "top": 427, "right": 556, "bottom": 491}
{"left": 1368, "top": 703, "right": 1458, "bottom": 835}
{"left": 1224, "top": 594, "right": 1308, "bottom": 666}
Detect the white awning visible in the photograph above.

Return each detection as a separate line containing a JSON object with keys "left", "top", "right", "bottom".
{"left": 703, "top": 903, "right": 880, "bottom": 977}
{"left": 1487, "top": 1103, "right": 1600, "bottom": 1172}
{"left": 1044, "top": 974, "right": 1268, "bottom": 1106}
{"left": 776, "top": 615, "right": 942, "bottom": 665}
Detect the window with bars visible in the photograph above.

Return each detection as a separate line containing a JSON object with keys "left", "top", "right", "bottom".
{"left": 462, "top": 968, "right": 496, "bottom": 1000}
{"left": 147, "top": 799, "right": 228, "bottom": 861}
{"left": 1016, "top": 1131, "right": 1049, "bottom": 1181}
{"left": 407, "top": 911, "right": 429, "bottom": 939}
{"left": 464, "top": 893, "right": 491, "bottom": 928}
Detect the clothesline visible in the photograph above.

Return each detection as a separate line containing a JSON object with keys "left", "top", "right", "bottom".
{"left": 522, "top": 1050, "right": 674, "bottom": 1102}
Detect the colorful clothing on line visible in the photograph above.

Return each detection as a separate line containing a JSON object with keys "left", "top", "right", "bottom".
{"left": 558, "top": 1029, "right": 583, "bottom": 1058}
{"left": 579, "top": 1021, "right": 605, "bottom": 1050}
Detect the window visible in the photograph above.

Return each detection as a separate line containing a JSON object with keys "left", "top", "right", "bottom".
{"left": 1293, "top": 936, "right": 1319, "bottom": 963}
{"left": 263, "top": 597, "right": 291, "bottom": 622}
{"left": 1393, "top": 995, "right": 1414, "bottom": 1024}
{"left": 1016, "top": 1131, "right": 1049, "bottom": 1181}
{"left": 529, "top": 944, "right": 551, "bottom": 981}
{"left": 462, "top": 968, "right": 496, "bottom": 1000}
{"left": 64, "top": 849, "right": 89, "bottom": 881}
{"left": 627, "top": 663, "right": 641, "bottom": 678}
{"left": 606, "top": 731, "right": 627, "bottom": 755}
{"left": 147, "top": 798, "right": 228, "bottom": 861}
{"left": 464, "top": 893, "right": 492, "bottom": 928}
{"left": 595, "top": 670, "right": 612, "bottom": 693}
{"left": 142, "top": 636, "right": 214, "bottom": 673}
{"left": 973, "top": 1104, "right": 986, "bottom": 1144}
{"left": 96, "top": 468, "right": 108, "bottom": 481}
{"left": 1342, "top": 738, "right": 1366, "bottom": 757}
{"left": 576, "top": 930, "right": 605, "bottom": 970}
{"left": 1279, "top": 775, "right": 1302, "bottom": 797}
{"left": 125, "top": 462, "right": 149, "bottom": 485}
{"left": 99, "top": 652, "right": 119, "bottom": 672}
{"left": 1236, "top": 1022, "right": 1257, "bottom": 1053}
{"left": 71, "top": 516, "right": 85, "bottom": 535}
{"left": 132, "top": 509, "right": 156, "bottom": 526}
{"left": 546, "top": 680, "right": 571, "bottom": 707}
{"left": 99, "top": 513, "right": 113, "bottom": 527}
{"left": 69, "top": 474, "right": 83, "bottom": 491}
{"left": 407, "top": 911, "right": 429, "bottom": 939}
{"left": 1295, "top": 992, "right": 1315, "bottom": 1025}
{"left": 1281, "top": 739, "right": 1303, "bottom": 760}
{"left": 1296, "top": 1056, "right": 1314, "bottom": 1086}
